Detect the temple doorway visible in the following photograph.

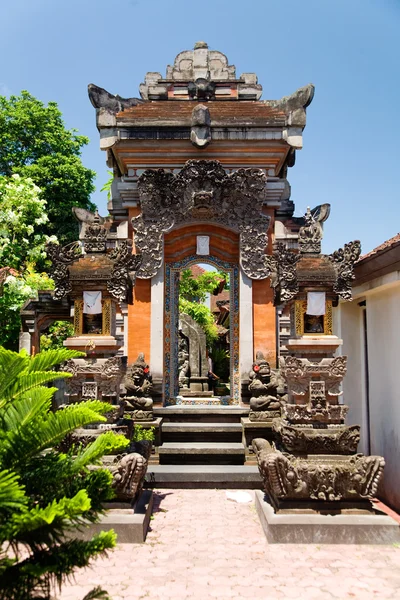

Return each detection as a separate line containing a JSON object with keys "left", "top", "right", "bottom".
{"left": 164, "top": 256, "right": 239, "bottom": 405}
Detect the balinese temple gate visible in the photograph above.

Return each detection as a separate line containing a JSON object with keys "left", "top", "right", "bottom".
{"left": 20, "top": 42, "right": 397, "bottom": 542}
{"left": 82, "top": 41, "right": 316, "bottom": 406}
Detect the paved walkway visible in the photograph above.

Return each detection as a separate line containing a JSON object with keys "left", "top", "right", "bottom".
{"left": 59, "top": 489, "right": 400, "bottom": 600}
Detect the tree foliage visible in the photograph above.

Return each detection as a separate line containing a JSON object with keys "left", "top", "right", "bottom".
{"left": 40, "top": 321, "right": 74, "bottom": 351}
{"left": 0, "top": 267, "right": 54, "bottom": 350}
{"left": 178, "top": 268, "right": 226, "bottom": 345}
{"left": 0, "top": 346, "right": 128, "bottom": 600}
{"left": 179, "top": 268, "right": 226, "bottom": 303}
{"left": 0, "top": 174, "right": 55, "bottom": 272}
{"left": 0, "top": 91, "right": 96, "bottom": 246}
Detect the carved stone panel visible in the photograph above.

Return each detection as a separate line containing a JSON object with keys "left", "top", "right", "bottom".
{"left": 132, "top": 160, "right": 271, "bottom": 280}
{"left": 329, "top": 240, "right": 361, "bottom": 301}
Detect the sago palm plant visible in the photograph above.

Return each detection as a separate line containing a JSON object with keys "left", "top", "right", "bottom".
{"left": 0, "top": 346, "right": 129, "bottom": 600}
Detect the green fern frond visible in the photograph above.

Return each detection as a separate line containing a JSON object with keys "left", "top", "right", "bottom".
{"left": 2, "top": 387, "right": 56, "bottom": 433}
{"left": 82, "top": 586, "right": 112, "bottom": 600}
{"left": 5, "top": 371, "right": 73, "bottom": 402}
{"left": 0, "top": 470, "right": 27, "bottom": 513}
{"left": 62, "top": 399, "right": 116, "bottom": 416}
{"left": 72, "top": 431, "right": 129, "bottom": 472}
{"left": 14, "top": 490, "right": 91, "bottom": 534}
{"left": 26, "top": 349, "right": 84, "bottom": 373}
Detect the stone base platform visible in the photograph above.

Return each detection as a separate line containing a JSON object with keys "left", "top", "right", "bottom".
{"left": 180, "top": 391, "right": 213, "bottom": 398}
{"left": 145, "top": 464, "right": 262, "bottom": 488}
{"left": 78, "top": 490, "right": 153, "bottom": 544}
{"left": 241, "top": 417, "right": 275, "bottom": 453}
{"left": 255, "top": 491, "right": 400, "bottom": 544}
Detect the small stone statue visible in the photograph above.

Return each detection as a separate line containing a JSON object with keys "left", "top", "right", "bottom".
{"left": 249, "top": 351, "right": 282, "bottom": 421}
{"left": 298, "top": 207, "right": 323, "bottom": 254}
{"left": 122, "top": 353, "right": 154, "bottom": 421}
{"left": 178, "top": 335, "right": 190, "bottom": 390}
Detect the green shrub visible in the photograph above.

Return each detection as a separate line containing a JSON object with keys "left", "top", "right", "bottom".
{"left": 0, "top": 346, "right": 129, "bottom": 600}
{"left": 132, "top": 424, "right": 155, "bottom": 442}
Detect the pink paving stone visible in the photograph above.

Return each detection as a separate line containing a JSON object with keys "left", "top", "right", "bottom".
{"left": 57, "top": 489, "right": 400, "bottom": 600}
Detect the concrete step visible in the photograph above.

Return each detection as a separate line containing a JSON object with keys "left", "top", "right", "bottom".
{"left": 158, "top": 442, "right": 246, "bottom": 465}
{"left": 162, "top": 422, "right": 243, "bottom": 432}
{"left": 155, "top": 406, "right": 249, "bottom": 423}
{"left": 161, "top": 421, "right": 242, "bottom": 443}
{"left": 144, "top": 464, "right": 262, "bottom": 489}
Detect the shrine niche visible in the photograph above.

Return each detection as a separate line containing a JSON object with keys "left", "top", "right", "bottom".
{"left": 43, "top": 211, "right": 142, "bottom": 403}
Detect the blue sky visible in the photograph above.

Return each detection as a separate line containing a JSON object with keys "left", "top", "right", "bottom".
{"left": 1, "top": 0, "right": 399, "bottom": 254}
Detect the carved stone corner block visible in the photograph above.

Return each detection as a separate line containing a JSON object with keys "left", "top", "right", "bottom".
{"left": 274, "top": 419, "right": 361, "bottom": 455}
{"left": 252, "top": 439, "right": 385, "bottom": 504}
{"left": 329, "top": 240, "right": 361, "bottom": 301}
{"left": 106, "top": 452, "right": 148, "bottom": 502}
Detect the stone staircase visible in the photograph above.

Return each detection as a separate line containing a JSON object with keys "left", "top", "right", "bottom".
{"left": 145, "top": 405, "right": 262, "bottom": 489}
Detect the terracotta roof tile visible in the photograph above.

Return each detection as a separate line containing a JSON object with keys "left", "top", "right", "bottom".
{"left": 117, "top": 100, "right": 286, "bottom": 126}
{"left": 359, "top": 233, "right": 400, "bottom": 261}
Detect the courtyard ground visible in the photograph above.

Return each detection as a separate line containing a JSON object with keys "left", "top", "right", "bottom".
{"left": 59, "top": 489, "right": 400, "bottom": 600}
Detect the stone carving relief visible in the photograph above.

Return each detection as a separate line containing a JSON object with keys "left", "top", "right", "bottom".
{"left": 253, "top": 438, "right": 385, "bottom": 503}
{"left": 107, "top": 240, "right": 142, "bottom": 303}
{"left": 178, "top": 334, "right": 190, "bottom": 390}
{"left": 133, "top": 160, "right": 271, "bottom": 280}
{"left": 83, "top": 210, "right": 108, "bottom": 253}
{"left": 88, "top": 83, "right": 143, "bottom": 113}
{"left": 46, "top": 241, "right": 82, "bottom": 300}
{"left": 63, "top": 356, "right": 123, "bottom": 399}
{"left": 283, "top": 403, "right": 348, "bottom": 424}
{"left": 268, "top": 243, "right": 300, "bottom": 303}
{"left": 292, "top": 203, "right": 331, "bottom": 254}
{"left": 188, "top": 79, "right": 216, "bottom": 101}
{"left": 329, "top": 240, "right": 362, "bottom": 301}
{"left": 281, "top": 355, "right": 347, "bottom": 399}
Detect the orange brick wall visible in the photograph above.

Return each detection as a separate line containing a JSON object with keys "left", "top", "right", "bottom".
{"left": 128, "top": 278, "right": 151, "bottom": 364}
{"left": 252, "top": 208, "right": 276, "bottom": 366}
{"left": 128, "top": 207, "right": 151, "bottom": 363}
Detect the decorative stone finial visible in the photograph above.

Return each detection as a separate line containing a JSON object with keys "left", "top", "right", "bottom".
{"left": 194, "top": 41, "right": 208, "bottom": 49}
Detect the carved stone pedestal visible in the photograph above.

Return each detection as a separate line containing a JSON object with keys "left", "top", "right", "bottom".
{"left": 249, "top": 409, "right": 281, "bottom": 422}
{"left": 128, "top": 409, "right": 155, "bottom": 422}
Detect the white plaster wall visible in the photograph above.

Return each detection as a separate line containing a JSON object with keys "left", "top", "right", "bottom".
{"left": 239, "top": 271, "right": 253, "bottom": 377}
{"left": 337, "top": 303, "right": 369, "bottom": 454}
{"left": 364, "top": 284, "right": 400, "bottom": 510}
{"left": 150, "top": 267, "right": 164, "bottom": 378}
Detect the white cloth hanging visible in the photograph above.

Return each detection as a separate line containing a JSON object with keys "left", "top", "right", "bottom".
{"left": 83, "top": 291, "right": 102, "bottom": 314}
{"left": 306, "top": 292, "right": 326, "bottom": 316}
{"left": 196, "top": 235, "right": 210, "bottom": 255}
